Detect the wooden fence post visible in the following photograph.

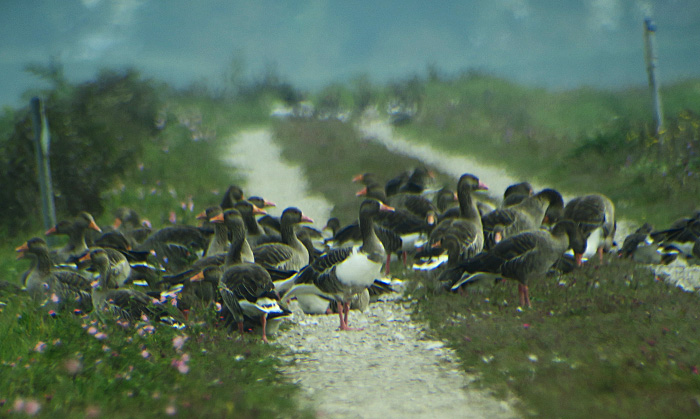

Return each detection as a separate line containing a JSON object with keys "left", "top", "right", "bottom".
{"left": 30, "top": 97, "right": 57, "bottom": 242}
{"left": 643, "top": 17, "right": 665, "bottom": 149}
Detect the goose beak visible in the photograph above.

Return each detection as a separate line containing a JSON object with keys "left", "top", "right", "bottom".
{"left": 44, "top": 226, "right": 57, "bottom": 236}
{"left": 379, "top": 203, "right": 395, "bottom": 212}
{"left": 89, "top": 220, "right": 102, "bottom": 233}
{"left": 252, "top": 205, "right": 267, "bottom": 216}
{"left": 478, "top": 181, "right": 489, "bottom": 191}
{"left": 352, "top": 173, "right": 364, "bottom": 183}
{"left": 78, "top": 253, "right": 91, "bottom": 263}
{"left": 356, "top": 187, "right": 368, "bottom": 197}
{"left": 190, "top": 271, "right": 205, "bottom": 282}
{"left": 210, "top": 213, "right": 225, "bottom": 223}
{"left": 301, "top": 215, "right": 314, "bottom": 224}
{"left": 263, "top": 199, "right": 276, "bottom": 208}
{"left": 113, "top": 218, "right": 122, "bottom": 229}
{"left": 15, "top": 243, "right": 28, "bottom": 259}
{"left": 195, "top": 210, "right": 208, "bottom": 220}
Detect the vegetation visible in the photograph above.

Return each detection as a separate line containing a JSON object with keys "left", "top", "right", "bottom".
{"left": 3, "top": 60, "right": 700, "bottom": 417}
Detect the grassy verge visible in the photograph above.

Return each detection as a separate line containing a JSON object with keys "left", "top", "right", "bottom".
{"left": 0, "top": 292, "right": 307, "bottom": 418}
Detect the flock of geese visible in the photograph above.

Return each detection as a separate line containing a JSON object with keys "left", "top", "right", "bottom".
{"left": 11, "top": 167, "right": 700, "bottom": 342}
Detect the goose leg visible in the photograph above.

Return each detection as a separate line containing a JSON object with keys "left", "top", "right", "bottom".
{"left": 338, "top": 301, "right": 363, "bottom": 331}
{"left": 385, "top": 254, "right": 391, "bottom": 276}
{"left": 518, "top": 283, "right": 532, "bottom": 308}
{"left": 597, "top": 246, "right": 604, "bottom": 264}
{"left": 237, "top": 321, "right": 244, "bottom": 336}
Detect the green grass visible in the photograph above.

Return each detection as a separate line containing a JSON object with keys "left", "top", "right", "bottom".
{"left": 0, "top": 292, "right": 308, "bottom": 418}
{"left": 409, "top": 258, "right": 700, "bottom": 418}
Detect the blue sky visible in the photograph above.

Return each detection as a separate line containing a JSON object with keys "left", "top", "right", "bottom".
{"left": 2, "top": 0, "right": 699, "bottom": 108}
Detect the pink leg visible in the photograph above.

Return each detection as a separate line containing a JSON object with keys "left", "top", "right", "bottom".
{"left": 523, "top": 284, "right": 531, "bottom": 308}
{"left": 385, "top": 254, "right": 391, "bottom": 276}
{"left": 598, "top": 246, "right": 604, "bottom": 264}
{"left": 238, "top": 321, "right": 244, "bottom": 335}
{"left": 338, "top": 301, "right": 363, "bottom": 331}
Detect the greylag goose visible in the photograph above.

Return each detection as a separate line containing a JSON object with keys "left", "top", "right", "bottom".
{"left": 501, "top": 182, "right": 534, "bottom": 207}
{"left": 481, "top": 188, "right": 564, "bottom": 250}
{"left": 253, "top": 207, "right": 313, "bottom": 272}
{"left": 451, "top": 220, "right": 584, "bottom": 307}
{"left": 80, "top": 249, "right": 158, "bottom": 321}
{"left": 133, "top": 224, "right": 211, "bottom": 272}
{"left": 16, "top": 237, "right": 93, "bottom": 310}
{"left": 158, "top": 208, "right": 253, "bottom": 289}
{"left": 649, "top": 210, "right": 700, "bottom": 257}
{"left": 563, "top": 193, "right": 616, "bottom": 265}
{"left": 45, "top": 212, "right": 102, "bottom": 264}
{"left": 281, "top": 199, "right": 393, "bottom": 330}
{"left": 220, "top": 184, "right": 245, "bottom": 210}
{"left": 233, "top": 200, "right": 269, "bottom": 248}
{"left": 429, "top": 173, "right": 488, "bottom": 262}
{"left": 214, "top": 263, "right": 284, "bottom": 343}
{"left": 197, "top": 206, "right": 229, "bottom": 257}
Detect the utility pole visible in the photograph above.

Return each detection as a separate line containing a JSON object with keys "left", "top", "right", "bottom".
{"left": 643, "top": 17, "right": 665, "bottom": 148}
{"left": 30, "top": 97, "right": 57, "bottom": 242}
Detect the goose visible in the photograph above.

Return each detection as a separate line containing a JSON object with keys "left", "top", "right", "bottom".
{"left": 220, "top": 184, "right": 245, "bottom": 210}
{"left": 501, "top": 181, "right": 534, "bottom": 207}
{"left": 253, "top": 207, "right": 313, "bottom": 272}
{"left": 649, "top": 210, "right": 700, "bottom": 257}
{"left": 481, "top": 188, "right": 564, "bottom": 250}
{"left": 563, "top": 193, "right": 616, "bottom": 265}
{"left": 158, "top": 208, "right": 252, "bottom": 289}
{"left": 15, "top": 237, "right": 93, "bottom": 310}
{"left": 45, "top": 212, "right": 102, "bottom": 264}
{"left": 196, "top": 206, "right": 229, "bottom": 257}
{"left": 429, "top": 173, "right": 488, "bottom": 262}
{"left": 80, "top": 249, "right": 158, "bottom": 321}
{"left": 214, "top": 263, "right": 285, "bottom": 343}
{"left": 232, "top": 200, "right": 269, "bottom": 248}
{"left": 451, "top": 220, "right": 584, "bottom": 307}
{"left": 281, "top": 199, "right": 393, "bottom": 330}
{"left": 133, "top": 224, "right": 211, "bottom": 272}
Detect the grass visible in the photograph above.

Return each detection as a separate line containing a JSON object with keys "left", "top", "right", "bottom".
{"left": 409, "top": 257, "right": 700, "bottom": 418}
{"left": 0, "top": 292, "right": 308, "bottom": 418}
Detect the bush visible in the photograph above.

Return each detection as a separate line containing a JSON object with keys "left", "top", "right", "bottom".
{"left": 0, "top": 68, "right": 161, "bottom": 233}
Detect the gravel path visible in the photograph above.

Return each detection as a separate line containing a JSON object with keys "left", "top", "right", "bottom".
{"left": 224, "top": 127, "right": 518, "bottom": 418}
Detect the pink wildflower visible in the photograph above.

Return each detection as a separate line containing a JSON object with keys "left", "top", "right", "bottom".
{"left": 87, "top": 326, "right": 97, "bottom": 335}
{"left": 24, "top": 399, "right": 41, "bottom": 416}
{"left": 141, "top": 350, "right": 151, "bottom": 359}
{"left": 172, "top": 336, "right": 187, "bottom": 351}
{"left": 94, "top": 332, "right": 108, "bottom": 340}
{"left": 165, "top": 405, "right": 177, "bottom": 416}
{"left": 34, "top": 342, "right": 46, "bottom": 353}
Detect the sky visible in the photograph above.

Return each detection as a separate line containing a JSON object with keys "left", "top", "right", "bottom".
{"left": 1, "top": 0, "right": 699, "bottom": 109}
